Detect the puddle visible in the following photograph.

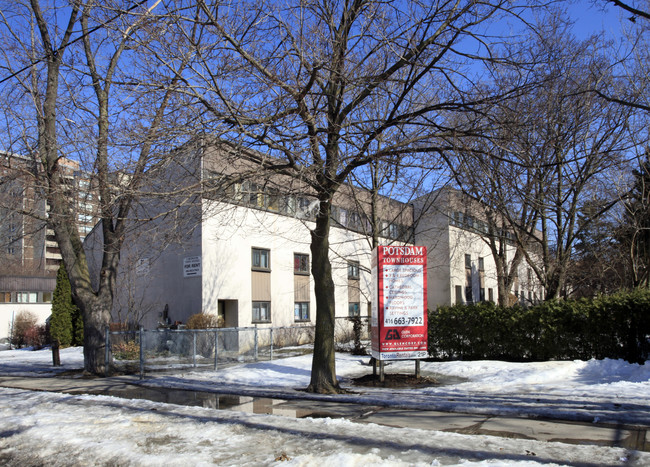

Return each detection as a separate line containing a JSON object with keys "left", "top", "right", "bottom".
{"left": 82, "top": 384, "right": 343, "bottom": 418}
{"left": 76, "top": 371, "right": 466, "bottom": 420}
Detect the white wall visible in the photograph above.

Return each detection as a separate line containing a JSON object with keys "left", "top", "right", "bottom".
{"left": 413, "top": 190, "right": 544, "bottom": 309}
{"left": 200, "top": 200, "right": 378, "bottom": 329}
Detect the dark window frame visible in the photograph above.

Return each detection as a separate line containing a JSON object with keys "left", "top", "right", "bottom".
{"left": 294, "top": 302, "right": 310, "bottom": 321}
{"left": 348, "top": 261, "right": 360, "bottom": 280}
{"left": 294, "top": 253, "right": 309, "bottom": 275}
{"left": 252, "top": 301, "right": 271, "bottom": 323}
{"left": 252, "top": 247, "right": 271, "bottom": 271}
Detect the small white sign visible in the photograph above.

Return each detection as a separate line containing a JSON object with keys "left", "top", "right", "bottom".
{"left": 183, "top": 256, "right": 202, "bottom": 277}
{"left": 136, "top": 258, "right": 150, "bottom": 276}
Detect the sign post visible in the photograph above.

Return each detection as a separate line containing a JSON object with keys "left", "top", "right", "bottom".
{"left": 371, "top": 245, "right": 428, "bottom": 367}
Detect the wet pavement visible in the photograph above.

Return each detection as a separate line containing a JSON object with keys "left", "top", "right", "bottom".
{"left": 0, "top": 374, "right": 648, "bottom": 452}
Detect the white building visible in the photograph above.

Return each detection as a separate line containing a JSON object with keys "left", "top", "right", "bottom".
{"left": 414, "top": 188, "right": 543, "bottom": 308}
{"left": 84, "top": 142, "right": 413, "bottom": 337}
{"left": 83, "top": 142, "right": 543, "bottom": 342}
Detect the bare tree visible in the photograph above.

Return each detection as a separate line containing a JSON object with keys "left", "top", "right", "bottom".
{"left": 0, "top": 0, "right": 188, "bottom": 374}
{"left": 447, "top": 16, "right": 639, "bottom": 300}
{"left": 165, "top": 0, "right": 538, "bottom": 393}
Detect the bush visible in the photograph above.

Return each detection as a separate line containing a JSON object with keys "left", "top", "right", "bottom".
{"left": 186, "top": 313, "right": 221, "bottom": 329}
{"left": 11, "top": 311, "right": 47, "bottom": 349}
{"left": 428, "top": 289, "right": 650, "bottom": 364}
{"left": 186, "top": 313, "right": 222, "bottom": 357}
{"left": 113, "top": 340, "right": 140, "bottom": 360}
{"left": 50, "top": 266, "right": 83, "bottom": 347}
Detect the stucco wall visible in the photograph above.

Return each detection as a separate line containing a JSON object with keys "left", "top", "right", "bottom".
{"left": 200, "top": 200, "right": 379, "bottom": 329}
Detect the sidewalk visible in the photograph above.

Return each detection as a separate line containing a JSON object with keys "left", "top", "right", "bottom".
{"left": 1, "top": 374, "right": 647, "bottom": 453}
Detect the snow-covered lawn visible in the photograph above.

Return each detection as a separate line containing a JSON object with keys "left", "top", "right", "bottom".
{"left": 0, "top": 347, "right": 649, "bottom": 466}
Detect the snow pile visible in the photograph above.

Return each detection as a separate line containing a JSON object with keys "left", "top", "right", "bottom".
{"left": 0, "top": 347, "right": 649, "bottom": 466}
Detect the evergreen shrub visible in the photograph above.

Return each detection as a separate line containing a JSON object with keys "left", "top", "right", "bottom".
{"left": 50, "top": 266, "right": 83, "bottom": 347}
{"left": 428, "top": 289, "right": 650, "bottom": 363}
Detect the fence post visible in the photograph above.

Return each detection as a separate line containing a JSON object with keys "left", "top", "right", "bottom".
{"left": 193, "top": 330, "right": 197, "bottom": 367}
{"left": 270, "top": 327, "right": 274, "bottom": 361}
{"left": 139, "top": 326, "right": 144, "bottom": 380}
{"left": 214, "top": 330, "right": 218, "bottom": 371}
{"left": 104, "top": 326, "right": 110, "bottom": 377}
{"left": 254, "top": 325, "right": 258, "bottom": 361}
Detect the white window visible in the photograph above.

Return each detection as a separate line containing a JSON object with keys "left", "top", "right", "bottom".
{"left": 17, "top": 292, "right": 37, "bottom": 303}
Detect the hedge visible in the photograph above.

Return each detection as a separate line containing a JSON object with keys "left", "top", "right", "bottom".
{"left": 427, "top": 289, "right": 650, "bottom": 364}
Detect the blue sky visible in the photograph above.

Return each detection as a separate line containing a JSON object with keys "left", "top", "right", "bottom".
{"left": 568, "top": 1, "right": 625, "bottom": 39}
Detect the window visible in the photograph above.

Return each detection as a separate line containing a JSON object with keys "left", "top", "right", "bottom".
{"left": 17, "top": 292, "right": 37, "bottom": 303}
{"left": 455, "top": 285, "right": 463, "bottom": 304}
{"left": 478, "top": 257, "right": 484, "bottom": 271}
{"left": 79, "top": 202, "right": 93, "bottom": 212}
{"left": 252, "top": 248, "right": 270, "bottom": 270}
{"left": 465, "top": 254, "right": 473, "bottom": 303}
{"left": 465, "top": 286, "right": 473, "bottom": 303}
{"left": 488, "top": 288, "right": 494, "bottom": 302}
{"left": 388, "top": 223, "right": 399, "bottom": 239}
{"left": 294, "top": 253, "right": 309, "bottom": 274}
{"left": 348, "top": 211, "right": 366, "bottom": 231}
{"left": 0, "top": 292, "right": 10, "bottom": 303}
{"left": 294, "top": 302, "right": 309, "bottom": 321}
{"left": 348, "top": 261, "right": 360, "bottom": 280}
{"left": 297, "top": 197, "right": 317, "bottom": 220}
{"left": 338, "top": 207, "right": 348, "bottom": 226}
{"left": 348, "top": 302, "right": 360, "bottom": 317}
{"left": 42, "top": 292, "right": 53, "bottom": 303}
{"left": 252, "top": 301, "right": 271, "bottom": 322}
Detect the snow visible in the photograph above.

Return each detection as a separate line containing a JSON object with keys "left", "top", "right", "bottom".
{"left": 1, "top": 346, "right": 649, "bottom": 466}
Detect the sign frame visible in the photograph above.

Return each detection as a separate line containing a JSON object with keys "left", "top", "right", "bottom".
{"left": 371, "top": 245, "right": 428, "bottom": 361}
{"left": 183, "top": 255, "right": 202, "bottom": 278}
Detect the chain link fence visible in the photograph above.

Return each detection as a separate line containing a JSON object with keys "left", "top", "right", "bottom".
{"left": 106, "top": 317, "right": 370, "bottom": 378}
{"left": 106, "top": 325, "right": 316, "bottom": 378}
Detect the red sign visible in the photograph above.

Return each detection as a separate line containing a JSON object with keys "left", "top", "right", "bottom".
{"left": 371, "top": 245, "right": 428, "bottom": 360}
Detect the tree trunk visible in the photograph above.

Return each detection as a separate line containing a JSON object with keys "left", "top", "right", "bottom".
{"left": 307, "top": 198, "right": 341, "bottom": 393}
{"left": 80, "top": 295, "right": 113, "bottom": 374}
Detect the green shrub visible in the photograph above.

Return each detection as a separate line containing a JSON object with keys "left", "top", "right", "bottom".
{"left": 428, "top": 289, "right": 650, "bottom": 363}
{"left": 49, "top": 266, "right": 83, "bottom": 347}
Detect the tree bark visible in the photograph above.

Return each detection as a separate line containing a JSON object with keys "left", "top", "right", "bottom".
{"left": 307, "top": 198, "right": 341, "bottom": 393}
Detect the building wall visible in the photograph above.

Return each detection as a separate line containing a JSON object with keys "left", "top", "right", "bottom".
{"left": 413, "top": 199, "right": 452, "bottom": 309}
{"left": 199, "top": 200, "right": 377, "bottom": 329}
{"left": 414, "top": 188, "right": 544, "bottom": 309}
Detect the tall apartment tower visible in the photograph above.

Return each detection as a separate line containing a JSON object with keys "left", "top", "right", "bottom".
{"left": 0, "top": 152, "right": 99, "bottom": 324}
